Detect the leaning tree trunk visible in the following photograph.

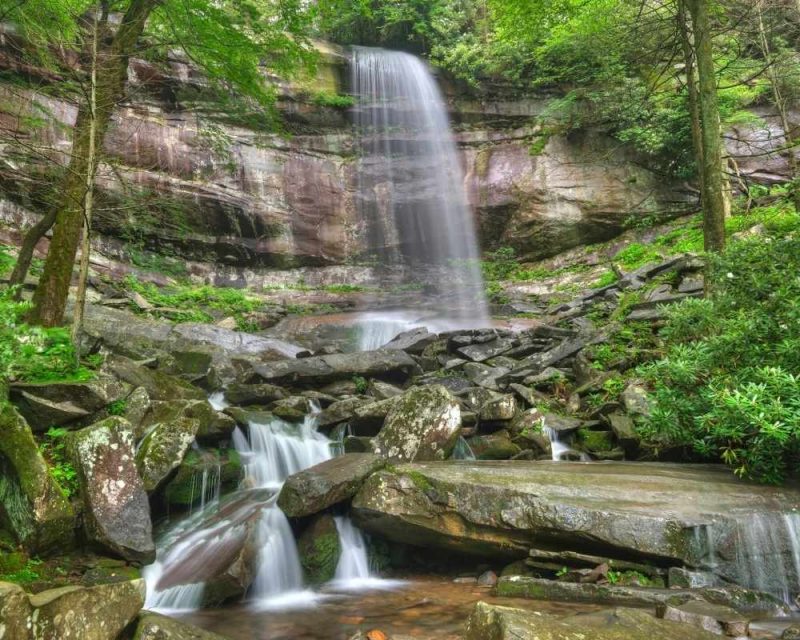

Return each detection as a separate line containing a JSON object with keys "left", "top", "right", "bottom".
{"left": 29, "top": 0, "right": 159, "bottom": 327}
{"left": 7, "top": 209, "right": 57, "bottom": 296}
{"left": 686, "top": 0, "right": 727, "bottom": 253}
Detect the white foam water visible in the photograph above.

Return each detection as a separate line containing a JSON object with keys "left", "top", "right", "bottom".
{"left": 329, "top": 516, "right": 405, "bottom": 593}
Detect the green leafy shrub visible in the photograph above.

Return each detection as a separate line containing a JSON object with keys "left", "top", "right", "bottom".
{"left": 38, "top": 428, "right": 79, "bottom": 498}
{"left": 0, "top": 289, "right": 90, "bottom": 384}
{"left": 311, "top": 91, "right": 355, "bottom": 109}
{"left": 637, "top": 235, "right": 800, "bottom": 484}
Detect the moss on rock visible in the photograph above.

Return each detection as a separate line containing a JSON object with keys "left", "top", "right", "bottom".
{"left": 297, "top": 514, "right": 342, "bottom": 585}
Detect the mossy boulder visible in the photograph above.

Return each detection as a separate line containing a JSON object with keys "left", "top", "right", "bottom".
{"left": 68, "top": 417, "right": 154, "bottom": 563}
{"left": 0, "top": 581, "right": 32, "bottom": 639}
{"left": 163, "top": 448, "right": 242, "bottom": 508}
{"left": 576, "top": 428, "right": 615, "bottom": 454}
{"left": 134, "top": 611, "right": 231, "bottom": 639}
{"left": 223, "top": 383, "right": 287, "bottom": 406}
{"left": 136, "top": 417, "right": 201, "bottom": 492}
{"left": 297, "top": 514, "right": 342, "bottom": 585}
{"left": 372, "top": 385, "right": 461, "bottom": 462}
{"left": 465, "top": 602, "right": 722, "bottom": 640}
{"left": 467, "top": 431, "right": 522, "bottom": 460}
{"left": 0, "top": 402, "right": 74, "bottom": 553}
{"left": 26, "top": 578, "right": 145, "bottom": 640}
{"left": 104, "top": 355, "right": 205, "bottom": 402}
{"left": 9, "top": 375, "right": 131, "bottom": 432}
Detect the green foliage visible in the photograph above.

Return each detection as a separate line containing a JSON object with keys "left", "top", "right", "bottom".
{"left": 638, "top": 233, "right": 800, "bottom": 484}
{"left": 612, "top": 243, "right": 662, "bottom": 271}
{"left": 0, "top": 289, "right": 90, "bottom": 384}
{"left": 0, "top": 557, "right": 43, "bottom": 585}
{"left": 107, "top": 399, "right": 128, "bottom": 416}
{"left": 0, "top": 245, "right": 14, "bottom": 277}
{"left": 352, "top": 375, "right": 369, "bottom": 394}
{"left": 38, "top": 428, "right": 78, "bottom": 499}
{"left": 311, "top": 91, "right": 356, "bottom": 109}
{"left": 122, "top": 276, "right": 263, "bottom": 327}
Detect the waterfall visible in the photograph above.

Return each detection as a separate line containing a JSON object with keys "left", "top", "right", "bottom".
{"left": 691, "top": 513, "right": 800, "bottom": 605}
{"left": 731, "top": 512, "right": 800, "bottom": 604}
{"left": 451, "top": 436, "right": 476, "bottom": 461}
{"left": 351, "top": 47, "right": 489, "bottom": 344}
{"left": 333, "top": 516, "right": 372, "bottom": 582}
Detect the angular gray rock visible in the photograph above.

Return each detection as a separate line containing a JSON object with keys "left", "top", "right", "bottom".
{"left": 136, "top": 417, "right": 201, "bottom": 492}
{"left": 278, "top": 453, "right": 386, "bottom": 518}
{"left": 248, "top": 350, "right": 421, "bottom": 388}
{"left": 68, "top": 417, "right": 155, "bottom": 562}
{"left": 372, "top": 386, "right": 461, "bottom": 462}
{"left": 10, "top": 375, "right": 130, "bottom": 432}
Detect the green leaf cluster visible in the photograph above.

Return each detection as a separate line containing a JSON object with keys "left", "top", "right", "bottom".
{"left": 638, "top": 227, "right": 800, "bottom": 484}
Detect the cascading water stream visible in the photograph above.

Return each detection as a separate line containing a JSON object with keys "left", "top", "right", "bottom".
{"left": 351, "top": 47, "right": 489, "bottom": 348}
{"left": 145, "top": 400, "right": 390, "bottom": 612}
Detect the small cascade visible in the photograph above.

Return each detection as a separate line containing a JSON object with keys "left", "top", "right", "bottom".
{"left": 451, "top": 436, "right": 476, "bottom": 461}
{"left": 544, "top": 427, "right": 589, "bottom": 462}
{"left": 208, "top": 391, "right": 229, "bottom": 411}
{"left": 249, "top": 507, "right": 306, "bottom": 600}
{"left": 329, "top": 423, "right": 353, "bottom": 457}
{"left": 235, "top": 406, "right": 330, "bottom": 491}
{"left": 732, "top": 513, "right": 800, "bottom": 604}
{"left": 333, "top": 516, "right": 372, "bottom": 582}
{"left": 187, "top": 450, "right": 222, "bottom": 515}
{"left": 692, "top": 513, "right": 800, "bottom": 605}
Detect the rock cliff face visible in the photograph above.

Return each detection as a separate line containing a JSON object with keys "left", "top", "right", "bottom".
{"left": 0, "top": 41, "right": 795, "bottom": 274}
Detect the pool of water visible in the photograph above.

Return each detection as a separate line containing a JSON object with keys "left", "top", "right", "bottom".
{"left": 176, "top": 576, "right": 601, "bottom": 639}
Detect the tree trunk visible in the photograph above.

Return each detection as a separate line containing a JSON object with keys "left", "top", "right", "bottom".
{"left": 7, "top": 208, "right": 57, "bottom": 296}
{"left": 71, "top": 9, "right": 101, "bottom": 345}
{"left": 687, "top": 0, "right": 727, "bottom": 253}
{"left": 29, "top": 0, "right": 159, "bottom": 327}
{"left": 757, "top": 0, "right": 800, "bottom": 211}
{"left": 678, "top": 0, "right": 704, "bottom": 207}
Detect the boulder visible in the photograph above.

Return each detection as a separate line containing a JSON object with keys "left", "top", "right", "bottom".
{"left": 122, "top": 387, "right": 153, "bottom": 436}
{"left": 136, "top": 417, "right": 201, "bottom": 492}
{"left": 658, "top": 600, "right": 749, "bottom": 637}
{"left": 383, "top": 327, "right": 438, "bottom": 354}
{"left": 667, "top": 567, "right": 720, "bottom": 589}
{"left": 352, "top": 461, "right": 800, "bottom": 571}
{"left": 499, "top": 337, "right": 588, "bottom": 385}
{"left": 24, "top": 579, "right": 145, "bottom": 640}
{"left": 350, "top": 397, "right": 401, "bottom": 434}
{"left": 0, "top": 402, "right": 75, "bottom": 553}
{"left": 134, "top": 612, "right": 231, "bottom": 639}
{"left": 465, "top": 602, "right": 721, "bottom": 640}
{"left": 495, "top": 576, "right": 785, "bottom": 615}
{"left": 317, "top": 397, "right": 370, "bottom": 429}
{"left": 105, "top": 355, "right": 205, "bottom": 402}
{"left": 69, "top": 417, "right": 155, "bottom": 562}
{"left": 247, "top": 350, "right": 421, "bottom": 388}
{"left": 223, "top": 383, "right": 288, "bottom": 406}
{"left": 0, "top": 581, "right": 32, "bottom": 640}
{"left": 479, "top": 396, "right": 517, "bottom": 425}
{"left": 457, "top": 337, "right": 516, "bottom": 363}
{"left": 297, "top": 513, "right": 342, "bottom": 585}
{"left": 622, "top": 384, "right": 652, "bottom": 417}
{"left": 367, "top": 380, "right": 404, "bottom": 400}
{"left": 9, "top": 375, "right": 130, "bottom": 432}
{"left": 278, "top": 453, "right": 386, "bottom": 518}
{"left": 463, "top": 363, "right": 509, "bottom": 391}
{"left": 467, "top": 432, "right": 521, "bottom": 460}
{"left": 606, "top": 412, "right": 639, "bottom": 454}
{"left": 372, "top": 386, "right": 461, "bottom": 462}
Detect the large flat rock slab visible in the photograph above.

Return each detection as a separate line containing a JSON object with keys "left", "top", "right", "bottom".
{"left": 352, "top": 461, "right": 800, "bottom": 568}
{"left": 248, "top": 350, "right": 421, "bottom": 388}
{"left": 465, "top": 602, "right": 721, "bottom": 640}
